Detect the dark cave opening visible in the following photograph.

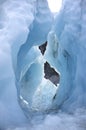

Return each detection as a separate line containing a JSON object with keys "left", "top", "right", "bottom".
{"left": 39, "top": 41, "right": 47, "bottom": 55}
{"left": 44, "top": 61, "right": 60, "bottom": 86}
{"left": 39, "top": 41, "right": 60, "bottom": 86}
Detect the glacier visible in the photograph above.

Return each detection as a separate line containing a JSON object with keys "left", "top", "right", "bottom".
{"left": 0, "top": 0, "right": 86, "bottom": 129}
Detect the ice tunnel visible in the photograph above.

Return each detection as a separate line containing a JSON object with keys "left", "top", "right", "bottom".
{"left": 11, "top": 0, "right": 62, "bottom": 118}
{"left": 11, "top": 0, "right": 86, "bottom": 119}
{"left": 1, "top": 0, "right": 86, "bottom": 129}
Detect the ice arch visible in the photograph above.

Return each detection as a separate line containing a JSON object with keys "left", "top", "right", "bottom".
{"left": 12, "top": 0, "right": 59, "bottom": 118}
{"left": 12, "top": 0, "right": 86, "bottom": 119}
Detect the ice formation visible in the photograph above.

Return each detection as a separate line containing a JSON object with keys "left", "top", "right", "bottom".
{"left": 0, "top": 0, "right": 86, "bottom": 129}
{"left": 13, "top": 0, "right": 57, "bottom": 117}
{"left": 14, "top": 0, "right": 86, "bottom": 117}
{"left": 53, "top": 0, "right": 86, "bottom": 111}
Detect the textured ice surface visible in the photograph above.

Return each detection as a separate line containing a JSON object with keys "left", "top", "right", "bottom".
{"left": 6, "top": 109, "right": 86, "bottom": 130}
{"left": 15, "top": 0, "right": 86, "bottom": 118}
{"left": 0, "top": 0, "right": 86, "bottom": 129}
{"left": 14, "top": 0, "right": 55, "bottom": 116}
{"left": 52, "top": 0, "right": 86, "bottom": 111}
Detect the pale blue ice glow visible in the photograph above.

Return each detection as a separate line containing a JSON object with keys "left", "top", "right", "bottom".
{"left": 0, "top": 0, "right": 86, "bottom": 129}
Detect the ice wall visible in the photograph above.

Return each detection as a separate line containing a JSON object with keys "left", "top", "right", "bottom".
{"left": 15, "top": 0, "right": 86, "bottom": 115}
{"left": 0, "top": 0, "right": 33, "bottom": 128}
{"left": 0, "top": 0, "right": 86, "bottom": 129}
{"left": 0, "top": 0, "right": 54, "bottom": 128}
{"left": 11, "top": 0, "right": 54, "bottom": 118}
{"left": 15, "top": 0, "right": 86, "bottom": 118}
{"left": 51, "top": 0, "right": 86, "bottom": 111}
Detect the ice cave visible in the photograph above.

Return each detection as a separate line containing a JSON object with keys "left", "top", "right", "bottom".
{"left": 0, "top": 0, "right": 86, "bottom": 130}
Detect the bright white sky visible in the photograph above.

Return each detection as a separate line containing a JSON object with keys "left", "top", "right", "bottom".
{"left": 47, "top": 0, "right": 62, "bottom": 13}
